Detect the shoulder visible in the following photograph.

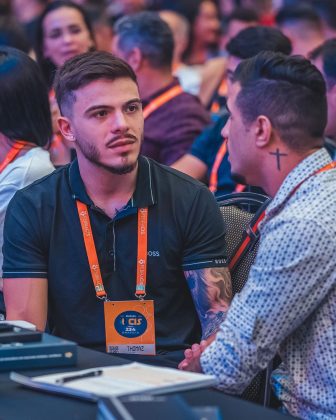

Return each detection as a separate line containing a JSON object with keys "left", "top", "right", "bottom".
{"left": 10, "top": 163, "right": 69, "bottom": 205}
{"left": 147, "top": 157, "right": 217, "bottom": 204}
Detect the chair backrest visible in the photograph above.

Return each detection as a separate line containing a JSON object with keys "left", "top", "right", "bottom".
{"left": 217, "top": 192, "right": 271, "bottom": 295}
{"left": 216, "top": 192, "right": 271, "bottom": 404}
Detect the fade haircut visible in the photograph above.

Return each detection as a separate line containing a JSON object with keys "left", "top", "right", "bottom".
{"left": 0, "top": 47, "right": 52, "bottom": 147}
{"left": 114, "top": 11, "right": 174, "bottom": 70}
{"left": 233, "top": 51, "right": 327, "bottom": 151}
{"left": 226, "top": 26, "right": 292, "bottom": 60}
{"left": 310, "top": 39, "right": 336, "bottom": 89}
{"left": 54, "top": 51, "right": 137, "bottom": 117}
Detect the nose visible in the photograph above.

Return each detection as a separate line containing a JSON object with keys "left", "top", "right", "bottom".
{"left": 62, "top": 31, "right": 75, "bottom": 44}
{"left": 112, "top": 111, "right": 129, "bottom": 133}
{"left": 221, "top": 117, "right": 230, "bottom": 140}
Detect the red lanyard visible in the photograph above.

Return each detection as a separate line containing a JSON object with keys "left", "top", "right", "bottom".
{"left": 76, "top": 201, "right": 148, "bottom": 300}
{"left": 143, "top": 85, "right": 183, "bottom": 119}
{"left": 209, "top": 139, "right": 244, "bottom": 194}
{"left": 0, "top": 141, "right": 30, "bottom": 174}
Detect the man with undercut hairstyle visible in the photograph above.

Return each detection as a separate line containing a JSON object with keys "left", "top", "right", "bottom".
{"left": 2, "top": 51, "right": 231, "bottom": 365}
{"left": 179, "top": 51, "right": 336, "bottom": 419}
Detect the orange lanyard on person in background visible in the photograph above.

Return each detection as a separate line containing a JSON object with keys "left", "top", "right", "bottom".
{"left": 0, "top": 141, "right": 30, "bottom": 174}
{"left": 143, "top": 85, "right": 183, "bottom": 119}
{"left": 209, "top": 139, "right": 244, "bottom": 194}
{"left": 76, "top": 201, "right": 148, "bottom": 300}
{"left": 210, "top": 79, "right": 228, "bottom": 114}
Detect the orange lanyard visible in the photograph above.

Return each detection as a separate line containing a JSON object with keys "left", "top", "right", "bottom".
{"left": 228, "top": 160, "right": 336, "bottom": 271}
{"left": 289, "top": 161, "right": 336, "bottom": 197}
{"left": 209, "top": 139, "right": 244, "bottom": 194}
{"left": 0, "top": 141, "right": 30, "bottom": 174}
{"left": 76, "top": 201, "right": 148, "bottom": 300}
{"left": 210, "top": 79, "right": 228, "bottom": 114}
{"left": 143, "top": 85, "right": 183, "bottom": 119}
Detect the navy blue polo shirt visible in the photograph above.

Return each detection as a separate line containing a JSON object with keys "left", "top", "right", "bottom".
{"left": 190, "top": 114, "right": 236, "bottom": 197}
{"left": 3, "top": 156, "right": 227, "bottom": 354}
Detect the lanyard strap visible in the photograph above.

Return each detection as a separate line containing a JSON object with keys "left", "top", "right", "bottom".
{"left": 209, "top": 139, "right": 244, "bottom": 194}
{"left": 0, "top": 141, "right": 30, "bottom": 174}
{"left": 76, "top": 201, "right": 148, "bottom": 300}
{"left": 289, "top": 161, "right": 336, "bottom": 198}
{"left": 143, "top": 85, "right": 183, "bottom": 119}
{"left": 230, "top": 160, "right": 336, "bottom": 271}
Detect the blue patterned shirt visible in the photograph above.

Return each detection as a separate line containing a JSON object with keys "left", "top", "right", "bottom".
{"left": 201, "top": 148, "right": 336, "bottom": 419}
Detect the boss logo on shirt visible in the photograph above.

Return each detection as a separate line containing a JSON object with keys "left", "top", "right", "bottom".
{"left": 147, "top": 250, "right": 160, "bottom": 257}
{"left": 215, "top": 258, "right": 227, "bottom": 264}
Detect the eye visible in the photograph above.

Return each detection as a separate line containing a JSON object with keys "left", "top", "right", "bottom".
{"left": 47, "top": 29, "right": 62, "bottom": 39}
{"left": 69, "top": 25, "right": 82, "bottom": 35}
{"left": 125, "top": 103, "right": 140, "bottom": 113}
{"left": 93, "top": 110, "right": 108, "bottom": 118}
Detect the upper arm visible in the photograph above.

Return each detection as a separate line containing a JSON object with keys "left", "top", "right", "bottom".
{"left": 171, "top": 154, "right": 207, "bottom": 179}
{"left": 4, "top": 277, "right": 48, "bottom": 331}
{"left": 181, "top": 186, "right": 231, "bottom": 338}
{"left": 184, "top": 267, "right": 231, "bottom": 339}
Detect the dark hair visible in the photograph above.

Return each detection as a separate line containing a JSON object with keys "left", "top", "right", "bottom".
{"left": 227, "top": 26, "right": 292, "bottom": 59}
{"left": 226, "top": 7, "right": 259, "bottom": 23}
{"left": 276, "top": 5, "right": 322, "bottom": 29}
{"left": 54, "top": 50, "right": 137, "bottom": 116}
{"left": 35, "top": 1, "right": 95, "bottom": 87}
{"left": 310, "top": 39, "right": 336, "bottom": 89}
{"left": 0, "top": 47, "right": 52, "bottom": 147}
{"left": 114, "top": 11, "right": 174, "bottom": 70}
{"left": 233, "top": 51, "right": 327, "bottom": 150}
{"left": 0, "top": 16, "right": 31, "bottom": 53}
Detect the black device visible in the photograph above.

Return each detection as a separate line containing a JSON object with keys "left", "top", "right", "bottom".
{"left": 0, "top": 323, "right": 42, "bottom": 344}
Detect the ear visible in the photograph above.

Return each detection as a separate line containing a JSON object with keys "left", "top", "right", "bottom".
{"left": 126, "top": 47, "right": 143, "bottom": 72}
{"left": 254, "top": 115, "right": 272, "bottom": 149}
{"left": 57, "top": 116, "right": 76, "bottom": 144}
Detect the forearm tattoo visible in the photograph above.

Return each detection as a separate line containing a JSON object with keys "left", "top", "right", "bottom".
{"left": 185, "top": 267, "right": 232, "bottom": 339}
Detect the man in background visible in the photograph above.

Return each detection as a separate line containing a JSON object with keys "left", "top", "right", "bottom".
{"left": 112, "top": 11, "right": 210, "bottom": 166}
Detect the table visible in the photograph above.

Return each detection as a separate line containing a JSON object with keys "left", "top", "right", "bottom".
{"left": 0, "top": 347, "right": 292, "bottom": 420}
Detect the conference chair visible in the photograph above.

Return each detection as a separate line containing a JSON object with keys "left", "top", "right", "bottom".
{"left": 216, "top": 192, "right": 273, "bottom": 405}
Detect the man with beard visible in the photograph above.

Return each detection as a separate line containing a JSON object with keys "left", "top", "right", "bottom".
{"left": 2, "top": 51, "right": 231, "bottom": 365}
{"left": 179, "top": 51, "right": 336, "bottom": 418}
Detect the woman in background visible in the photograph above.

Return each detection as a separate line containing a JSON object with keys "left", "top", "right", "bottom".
{"left": 35, "top": 1, "right": 95, "bottom": 166}
{"left": 0, "top": 47, "right": 54, "bottom": 318}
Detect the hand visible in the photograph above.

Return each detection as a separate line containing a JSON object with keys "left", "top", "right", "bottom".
{"left": 178, "top": 340, "right": 208, "bottom": 372}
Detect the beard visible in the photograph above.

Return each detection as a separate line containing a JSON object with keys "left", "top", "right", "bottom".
{"left": 231, "top": 172, "right": 247, "bottom": 185}
{"left": 75, "top": 134, "right": 140, "bottom": 175}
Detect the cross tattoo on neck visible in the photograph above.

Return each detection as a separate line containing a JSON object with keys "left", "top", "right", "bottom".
{"left": 270, "top": 148, "right": 288, "bottom": 171}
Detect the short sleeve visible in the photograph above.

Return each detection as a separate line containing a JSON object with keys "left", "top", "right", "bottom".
{"left": 2, "top": 191, "right": 48, "bottom": 278}
{"left": 182, "top": 186, "right": 227, "bottom": 270}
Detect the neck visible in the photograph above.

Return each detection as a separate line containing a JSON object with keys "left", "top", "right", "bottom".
{"left": 77, "top": 156, "right": 138, "bottom": 218}
{"left": 137, "top": 68, "right": 174, "bottom": 99}
{"left": 260, "top": 146, "right": 320, "bottom": 197}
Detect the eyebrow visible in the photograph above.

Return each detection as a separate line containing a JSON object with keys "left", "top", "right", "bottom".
{"left": 84, "top": 98, "right": 142, "bottom": 115}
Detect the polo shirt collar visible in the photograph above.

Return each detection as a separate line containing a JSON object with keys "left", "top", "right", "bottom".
{"left": 267, "top": 147, "right": 332, "bottom": 215}
{"left": 68, "top": 155, "right": 157, "bottom": 208}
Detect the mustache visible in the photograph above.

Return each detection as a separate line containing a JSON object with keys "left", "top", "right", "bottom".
{"left": 106, "top": 133, "right": 138, "bottom": 147}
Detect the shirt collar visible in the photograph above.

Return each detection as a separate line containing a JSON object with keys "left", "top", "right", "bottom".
{"left": 68, "top": 155, "right": 157, "bottom": 208}
{"left": 142, "top": 78, "right": 180, "bottom": 107}
{"left": 267, "top": 147, "right": 332, "bottom": 214}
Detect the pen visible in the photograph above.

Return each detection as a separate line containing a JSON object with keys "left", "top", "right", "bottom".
{"left": 56, "top": 369, "right": 103, "bottom": 384}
